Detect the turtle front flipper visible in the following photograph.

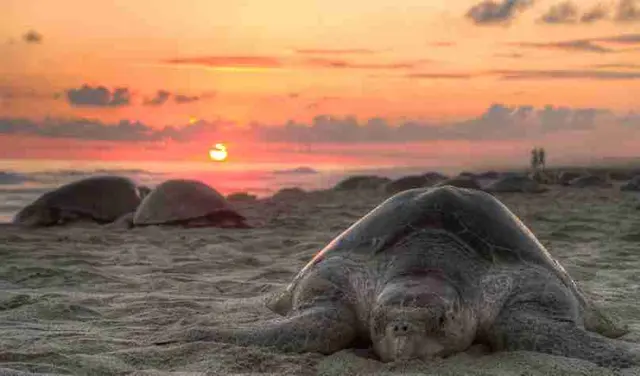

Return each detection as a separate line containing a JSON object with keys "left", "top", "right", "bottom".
{"left": 486, "top": 306, "right": 640, "bottom": 369}
{"left": 152, "top": 304, "right": 357, "bottom": 354}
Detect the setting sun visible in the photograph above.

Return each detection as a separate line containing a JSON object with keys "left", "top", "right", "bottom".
{"left": 208, "top": 143, "right": 228, "bottom": 162}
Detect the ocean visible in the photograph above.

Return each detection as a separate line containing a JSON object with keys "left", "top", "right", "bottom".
{"left": 0, "top": 159, "right": 460, "bottom": 223}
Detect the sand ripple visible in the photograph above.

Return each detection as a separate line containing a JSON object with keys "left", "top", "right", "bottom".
{"left": 0, "top": 187, "right": 638, "bottom": 375}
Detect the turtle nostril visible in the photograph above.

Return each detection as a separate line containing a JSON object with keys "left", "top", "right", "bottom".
{"left": 402, "top": 325, "right": 408, "bottom": 332}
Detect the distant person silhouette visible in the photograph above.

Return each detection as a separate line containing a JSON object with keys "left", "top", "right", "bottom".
{"left": 538, "top": 148, "right": 546, "bottom": 170}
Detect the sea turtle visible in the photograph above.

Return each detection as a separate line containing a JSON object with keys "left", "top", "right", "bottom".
{"left": 484, "top": 175, "right": 548, "bottom": 193}
{"left": 476, "top": 170, "right": 500, "bottom": 179}
{"left": 153, "top": 185, "right": 637, "bottom": 368}
{"left": 383, "top": 175, "right": 432, "bottom": 195}
{"left": 271, "top": 187, "right": 307, "bottom": 201}
{"left": 434, "top": 175, "right": 482, "bottom": 190}
{"left": 227, "top": 192, "right": 258, "bottom": 202}
{"left": 334, "top": 175, "right": 391, "bottom": 191}
{"left": 557, "top": 171, "right": 584, "bottom": 186}
{"left": 422, "top": 172, "right": 448, "bottom": 182}
{"left": 129, "top": 179, "right": 250, "bottom": 228}
{"left": 13, "top": 175, "right": 145, "bottom": 227}
{"left": 569, "top": 175, "right": 612, "bottom": 188}
{"left": 608, "top": 170, "right": 634, "bottom": 182}
{"left": 620, "top": 175, "right": 640, "bottom": 192}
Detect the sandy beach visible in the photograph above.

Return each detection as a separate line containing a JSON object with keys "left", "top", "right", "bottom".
{"left": 1, "top": 184, "right": 639, "bottom": 375}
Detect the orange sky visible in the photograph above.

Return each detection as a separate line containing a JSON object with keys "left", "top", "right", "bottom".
{"left": 1, "top": 0, "right": 639, "bottom": 168}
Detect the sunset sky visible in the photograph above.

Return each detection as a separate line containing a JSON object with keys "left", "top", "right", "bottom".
{"left": 1, "top": 0, "right": 639, "bottom": 168}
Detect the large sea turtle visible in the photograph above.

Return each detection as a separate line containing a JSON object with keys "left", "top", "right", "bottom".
{"left": 13, "top": 175, "right": 145, "bottom": 226}
{"left": 484, "top": 175, "right": 548, "bottom": 193}
{"left": 153, "top": 185, "right": 638, "bottom": 368}
{"left": 125, "top": 179, "right": 250, "bottom": 228}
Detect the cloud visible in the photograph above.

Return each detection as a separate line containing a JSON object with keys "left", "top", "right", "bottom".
{"left": 615, "top": 0, "right": 640, "bottom": 22}
{"left": 161, "top": 54, "right": 426, "bottom": 72}
{"left": 596, "top": 33, "right": 640, "bottom": 44}
{"left": 252, "top": 104, "right": 628, "bottom": 143}
{"left": 174, "top": 94, "right": 201, "bottom": 104}
{"left": 618, "top": 112, "right": 640, "bottom": 127}
{"left": 466, "top": 0, "right": 534, "bottom": 25}
{"left": 142, "top": 90, "right": 212, "bottom": 106}
{"left": 538, "top": 2, "right": 609, "bottom": 24}
{"left": 0, "top": 86, "right": 55, "bottom": 102}
{"left": 164, "top": 56, "right": 284, "bottom": 69}
{"left": 22, "top": 30, "right": 43, "bottom": 44}
{"left": 590, "top": 63, "right": 640, "bottom": 69}
{"left": 494, "top": 69, "right": 640, "bottom": 80}
{"left": 511, "top": 33, "right": 640, "bottom": 55}
{"left": 0, "top": 117, "right": 214, "bottom": 142}
{"left": 399, "top": 67, "right": 640, "bottom": 81}
{"left": 293, "top": 48, "right": 378, "bottom": 55}
{"left": 406, "top": 73, "right": 475, "bottom": 79}
{"left": 143, "top": 90, "right": 171, "bottom": 106}
{"left": 303, "top": 58, "right": 418, "bottom": 70}
{"left": 495, "top": 52, "right": 525, "bottom": 58}
{"left": 65, "top": 85, "right": 132, "bottom": 107}
{"left": 580, "top": 4, "right": 610, "bottom": 23}
{"left": 513, "top": 40, "right": 615, "bottom": 53}
{"left": 539, "top": 2, "right": 579, "bottom": 24}
{"left": 0, "top": 104, "right": 637, "bottom": 146}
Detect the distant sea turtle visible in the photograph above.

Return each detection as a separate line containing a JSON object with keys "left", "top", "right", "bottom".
{"left": 422, "top": 172, "right": 449, "bottom": 183}
{"left": 126, "top": 179, "right": 250, "bottom": 228}
{"left": 334, "top": 175, "right": 391, "bottom": 191}
{"left": 13, "top": 175, "right": 145, "bottom": 227}
{"left": 569, "top": 175, "right": 612, "bottom": 188}
{"left": 271, "top": 187, "right": 307, "bottom": 201}
{"left": 620, "top": 175, "right": 640, "bottom": 192}
{"left": 608, "top": 170, "right": 634, "bottom": 181}
{"left": 476, "top": 170, "right": 500, "bottom": 179}
{"left": 226, "top": 192, "right": 258, "bottom": 202}
{"left": 434, "top": 176, "right": 482, "bottom": 190}
{"left": 384, "top": 175, "right": 432, "bottom": 195}
{"left": 153, "top": 186, "right": 637, "bottom": 368}
{"left": 484, "top": 175, "right": 548, "bottom": 193}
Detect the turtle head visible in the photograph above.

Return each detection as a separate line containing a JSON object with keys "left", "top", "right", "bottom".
{"left": 13, "top": 204, "right": 58, "bottom": 227}
{"left": 370, "top": 274, "right": 476, "bottom": 362}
